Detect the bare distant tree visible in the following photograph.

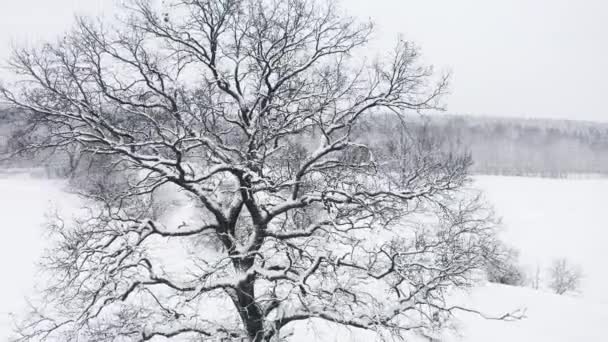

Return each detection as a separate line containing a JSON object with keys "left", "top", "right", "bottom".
{"left": 532, "top": 263, "right": 541, "bottom": 290}
{"left": 1, "top": 0, "right": 507, "bottom": 341}
{"left": 547, "top": 258, "right": 583, "bottom": 295}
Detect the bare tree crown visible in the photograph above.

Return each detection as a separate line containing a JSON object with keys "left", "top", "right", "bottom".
{"left": 0, "top": 1, "right": 501, "bottom": 341}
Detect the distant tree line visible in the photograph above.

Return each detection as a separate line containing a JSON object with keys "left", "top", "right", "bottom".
{"left": 360, "top": 114, "right": 608, "bottom": 178}
{"left": 3, "top": 107, "right": 608, "bottom": 179}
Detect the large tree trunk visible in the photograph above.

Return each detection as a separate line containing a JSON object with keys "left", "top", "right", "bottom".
{"left": 231, "top": 258, "right": 268, "bottom": 342}
{"left": 235, "top": 282, "right": 266, "bottom": 341}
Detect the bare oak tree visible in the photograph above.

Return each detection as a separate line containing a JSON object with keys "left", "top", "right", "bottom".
{"left": 1, "top": 0, "right": 503, "bottom": 341}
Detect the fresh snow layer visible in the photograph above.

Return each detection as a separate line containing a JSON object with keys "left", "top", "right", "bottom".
{"left": 288, "top": 283, "right": 608, "bottom": 342}
{"left": 474, "top": 175, "right": 608, "bottom": 302}
{"left": 0, "top": 175, "right": 77, "bottom": 341}
{"left": 0, "top": 174, "right": 606, "bottom": 341}
{"left": 443, "top": 283, "right": 608, "bottom": 342}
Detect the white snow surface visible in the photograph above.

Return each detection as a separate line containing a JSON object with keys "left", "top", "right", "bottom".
{"left": 288, "top": 283, "right": 608, "bottom": 342}
{"left": 0, "top": 175, "right": 79, "bottom": 341}
{"left": 0, "top": 173, "right": 606, "bottom": 341}
{"left": 475, "top": 175, "right": 608, "bottom": 302}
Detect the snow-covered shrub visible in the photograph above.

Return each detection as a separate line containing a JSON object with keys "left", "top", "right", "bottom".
{"left": 548, "top": 258, "right": 583, "bottom": 295}
{"left": 485, "top": 245, "right": 526, "bottom": 286}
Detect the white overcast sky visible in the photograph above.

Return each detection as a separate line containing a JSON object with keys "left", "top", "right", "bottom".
{"left": 0, "top": 0, "right": 606, "bottom": 121}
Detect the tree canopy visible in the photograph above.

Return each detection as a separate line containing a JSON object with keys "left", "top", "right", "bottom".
{"left": 1, "top": 1, "right": 502, "bottom": 341}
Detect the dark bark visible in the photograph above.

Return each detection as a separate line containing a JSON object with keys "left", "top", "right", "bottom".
{"left": 231, "top": 259, "right": 267, "bottom": 342}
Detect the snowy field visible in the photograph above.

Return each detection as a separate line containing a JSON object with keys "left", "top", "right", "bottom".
{"left": 0, "top": 175, "right": 78, "bottom": 341}
{"left": 475, "top": 175, "right": 608, "bottom": 303}
{"left": 0, "top": 174, "right": 606, "bottom": 341}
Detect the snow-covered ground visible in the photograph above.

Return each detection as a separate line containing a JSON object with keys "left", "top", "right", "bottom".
{"left": 445, "top": 283, "right": 608, "bottom": 342}
{"left": 475, "top": 175, "right": 608, "bottom": 303}
{"left": 0, "top": 174, "right": 606, "bottom": 341}
{"left": 289, "top": 283, "right": 608, "bottom": 342}
{"left": 0, "top": 175, "right": 77, "bottom": 341}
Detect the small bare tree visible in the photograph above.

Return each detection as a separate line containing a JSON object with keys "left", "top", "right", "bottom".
{"left": 532, "top": 263, "right": 541, "bottom": 290}
{"left": 1, "top": 0, "right": 507, "bottom": 341}
{"left": 548, "top": 258, "right": 583, "bottom": 295}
